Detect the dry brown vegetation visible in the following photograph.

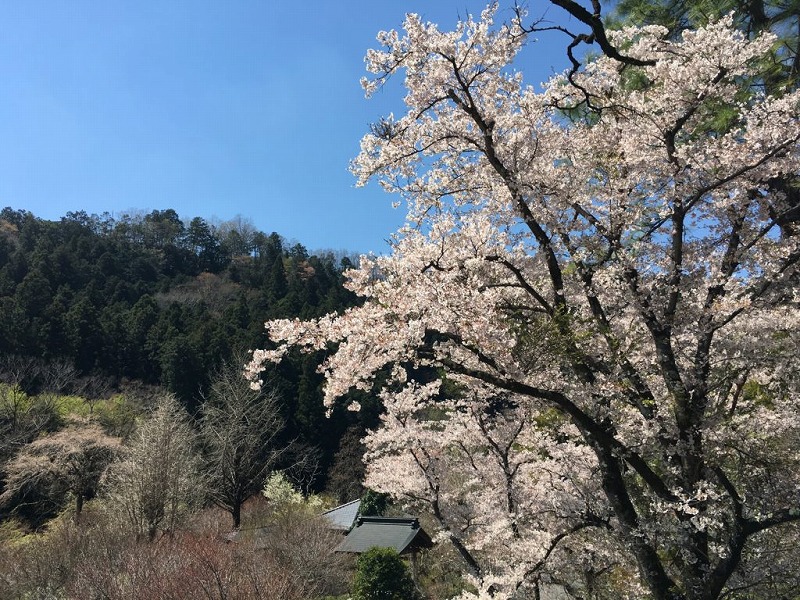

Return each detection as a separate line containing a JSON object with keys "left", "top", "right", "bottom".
{"left": 0, "top": 501, "right": 351, "bottom": 600}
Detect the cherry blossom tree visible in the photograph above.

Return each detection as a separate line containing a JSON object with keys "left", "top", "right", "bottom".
{"left": 1, "top": 422, "right": 121, "bottom": 520}
{"left": 248, "top": 3, "right": 800, "bottom": 598}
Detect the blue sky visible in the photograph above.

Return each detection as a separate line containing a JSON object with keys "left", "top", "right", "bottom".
{"left": 0, "top": 1, "right": 575, "bottom": 255}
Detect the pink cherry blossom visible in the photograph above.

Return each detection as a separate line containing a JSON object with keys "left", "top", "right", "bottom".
{"left": 249, "top": 5, "right": 800, "bottom": 598}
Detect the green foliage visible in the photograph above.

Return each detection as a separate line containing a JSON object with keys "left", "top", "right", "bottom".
{"left": 0, "top": 207, "right": 362, "bottom": 494}
{"left": 351, "top": 547, "right": 418, "bottom": 600}
{"left": 92, "top": 394, "right": 141, "bottom": 439}
{"left": 618, "top": 65, "right": 652, "bottom": 91}
{"left": 612, "top": 0, "right": 799, "bottom": 92}
{"left": 0, "top": 381, "right": 63, "bottom": 467}
{"left": 0, "top": 382, "right": 31, "bottom": 410}
{"left": 53, "top": 394, "right": 90, "bottom": 418}
{"left": 743, "top": 379, "right": 774, "bottom": 408}
{"left": 324, "top": 424, "right": 368, "bottom": 503}
{"left": 359, "top": 488, "right": 389, "bottom": 517}
{"left": 414, "top": 543, "right": 471, "bottom": 600}
{"left": 0, "top": 518, "right": 27, "bottom": 544}
{"left": 261, "top": 471, "right": 327, "bottom": 515}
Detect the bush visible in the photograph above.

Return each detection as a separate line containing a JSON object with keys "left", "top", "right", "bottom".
{"left": 351, "top": 547, "right": 418, "bottom": 600}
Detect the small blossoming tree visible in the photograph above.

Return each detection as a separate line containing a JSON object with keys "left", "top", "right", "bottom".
{"left": 249, "top": 3, "right": 800, "bottom": 598}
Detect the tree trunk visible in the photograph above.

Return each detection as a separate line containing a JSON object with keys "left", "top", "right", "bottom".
{"left": 232, "top": 501, "right": 242, "bottom": 529}
{"left": 75, "top": 493, "right": 84, "bottom": 520}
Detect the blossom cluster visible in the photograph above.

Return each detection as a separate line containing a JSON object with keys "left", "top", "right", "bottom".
{"left": 248, "top": 5, "right": 800, "bottom": 597}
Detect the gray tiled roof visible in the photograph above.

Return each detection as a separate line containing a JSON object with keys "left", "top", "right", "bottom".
{"left": 322, "top": 499, "right": 361, "bottom": 531}
{"left": 335, "top": 516, "right": 434, "bottom": 555}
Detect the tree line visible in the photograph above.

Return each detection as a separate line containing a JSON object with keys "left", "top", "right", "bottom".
{"left": 0, "top": 207, "right": 379, "bottom": 502}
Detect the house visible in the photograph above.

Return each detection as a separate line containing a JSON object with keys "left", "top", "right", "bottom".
{"left": 334, "top": 516, "right": 433, "bottom": 556}
{"left": 321, "top": 498, "right": 361, "bottom": 532}
{"left": 227, "top": 498, "right": 434, "bottom": 562}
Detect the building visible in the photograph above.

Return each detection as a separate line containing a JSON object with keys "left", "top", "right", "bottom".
{"left": 334, "top": 516, "right": 433, "bottom": 556}
{"left": 321, "top": 498, "right": 361, "bottom": 532}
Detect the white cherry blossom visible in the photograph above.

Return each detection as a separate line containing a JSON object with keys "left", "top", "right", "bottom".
{"left": 249, "top": 5, "right": 800, "bottom": 598}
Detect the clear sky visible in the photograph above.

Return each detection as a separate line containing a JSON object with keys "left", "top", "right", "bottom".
{"left": 0, "top": 1, "right": 575, "bottom": 255}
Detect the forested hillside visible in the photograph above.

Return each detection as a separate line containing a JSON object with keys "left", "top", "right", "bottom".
{"left": 0, "top": 207, "right": 377, "bottom": 499}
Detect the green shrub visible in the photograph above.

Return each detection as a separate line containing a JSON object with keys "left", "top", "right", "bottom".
{"left": 359, "top": 488, "right": 389, "bottom": 517}
{"left": 351, "top": 547, "right": 417, "bottom": 600}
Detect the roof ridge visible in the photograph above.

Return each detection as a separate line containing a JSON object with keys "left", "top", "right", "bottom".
{"left": 357, "top": 516, "right": 419, "bottom": 525}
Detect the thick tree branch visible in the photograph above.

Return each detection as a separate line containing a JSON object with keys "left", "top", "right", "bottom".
{"left": 547, "top": 0, "right": 657, "bottom": 67}
{"left": 433, "top": 347, "right": 678, "bottom": 504}
{"left": 517, "top": 515, "right": 611, "bottom": 591}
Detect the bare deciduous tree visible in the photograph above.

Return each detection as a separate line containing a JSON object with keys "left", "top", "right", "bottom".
{"left": 105, "top": 394, "right": 205, "bottom": 541}
{"left": 0, "top": 357, "right": 72, "bottom": 466}
{"left": 200, "top": 355, "right": 285, "bottom": 528}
